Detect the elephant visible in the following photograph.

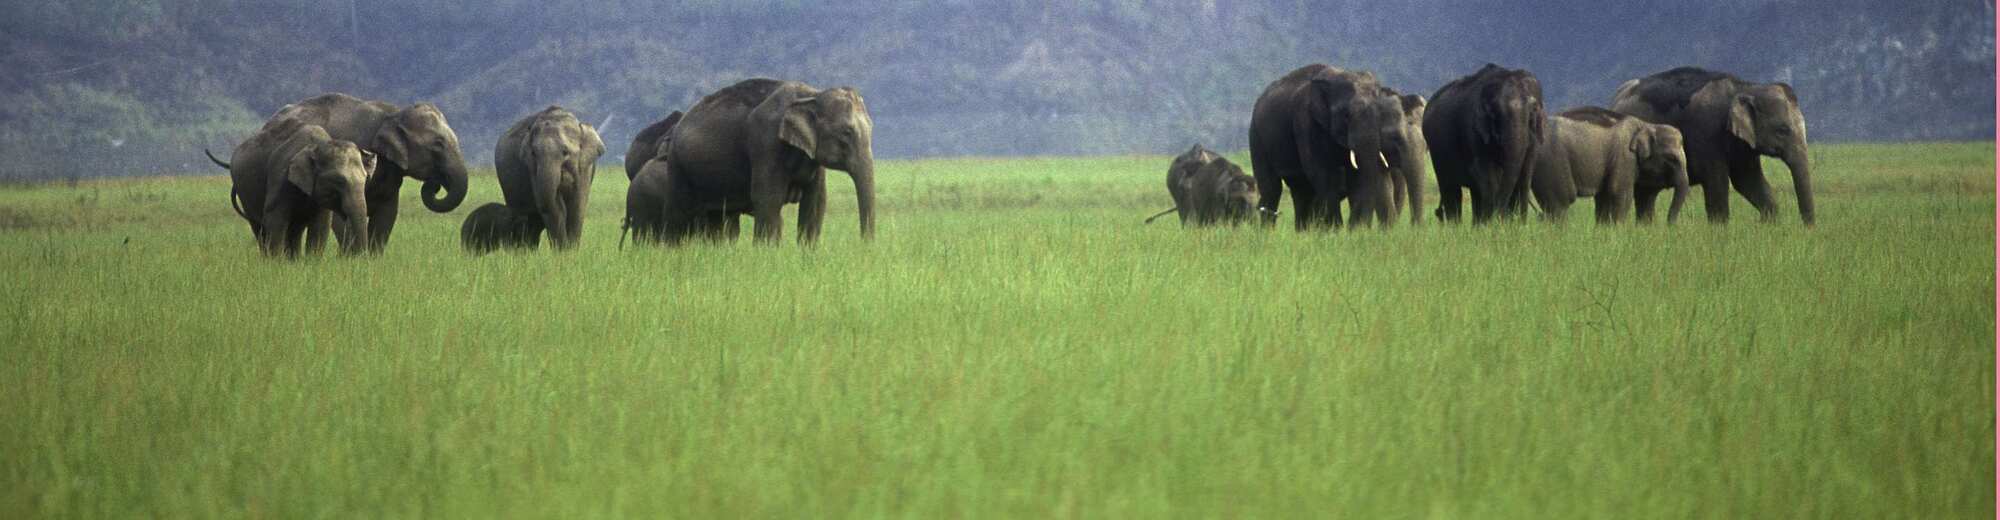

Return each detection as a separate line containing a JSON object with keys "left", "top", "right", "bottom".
{"left": 210, "top": 93, "right": 471, "bottom": 254}
{"left": 651, "top": 78, "right": 876, "bottom": 245}
{"left": 460, "top": 203, "right": 542, "bottom": 254}
{"left": 1383, "top": 88, "right": 1430, "bottom": 225}
{"left": 217, "top": 118, "right": 377, "bottom": 258}
{"left": 1144, "top": 144, "right": 1260, "bottom": 227}
{"left": 1611, "top": 67, "right": 1814, "bottom": 225}
{"left": 1529, "top": 107, "right": 1691, "bottom": 224}
{"left": 1248, "top": 64, "right": 1424, "bottom": 231}
{"left": 495, "top": 106, "right": 605, "bottom": 250}
{"left": 1424, "top": 63, "right": 1546, "bottom": 224}
{"left": 623, "top": 156, "right": 743, "bottom": 247}
{"left": 624, "top": 110, "right": 683, "bottom": 180}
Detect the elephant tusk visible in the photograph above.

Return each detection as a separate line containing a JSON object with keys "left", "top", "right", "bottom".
{"left": 1379, "top": 152, "right": 1390, "bottom": 168}
{"left": 1348, "top": 151, "right": 1358, "bottom": 169}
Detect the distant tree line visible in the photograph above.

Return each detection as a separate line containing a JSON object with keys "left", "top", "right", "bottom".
{"left": 1, "top": 0, "right": 1991, "bottom": 181}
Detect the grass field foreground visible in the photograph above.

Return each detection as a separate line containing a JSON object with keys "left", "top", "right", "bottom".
{"left": 0, "top": 142, "right": 1993, "bottom": 517}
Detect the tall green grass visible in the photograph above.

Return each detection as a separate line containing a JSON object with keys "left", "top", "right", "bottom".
{"left": 1, "top": 142, "right": 1992, "bottom": 517}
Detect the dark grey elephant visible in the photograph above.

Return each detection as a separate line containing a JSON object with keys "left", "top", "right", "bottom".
{"left": 1425, "top": 63, "right": 1545, "bottom": 224}
{"left": 1530, "top": 107, "right": 1690, "bottom": 224}
{"left": 460, "top": 203, "right": 542, "bottom": 254}
{"left": 1145, "top": 144, "right": 1260, "bottom": 227}
{"left": 259, "top": 93, "right": 471, "bottom": 253}
{"left": 1611, "top": 67, "right": 1814, "bottom": 225}
{"left": 624, "top": 110, "right": 683, "bottom": 181}
{"left": 495, "top": 106, "right": 604, "bottom": 250}
{"left": 216, "top": 118, "right": 377, "bottom": 258}
{"left": 623, "top": 157, "right": 742, "bottom": 247}
{"left": 652, "top": 78, "right": 876, "bottom": 245}
{"left": 1248, "top": 64, "right": 1423, "bottom": 231}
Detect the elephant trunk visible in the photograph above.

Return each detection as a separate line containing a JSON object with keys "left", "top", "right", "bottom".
{"left": 340, "top": 199, "right": 371, "bottom": 256}
{"left": 850, "top": 158, "right": 876, "bottom": 240}
{"left": 1784, "top": 149, "right": 1815, "bottom": 226}
{"left": 1666, "top": 163, "right": 1690, "bottom": 224}
{"left": 421, "top": 158, "right": 469, "bottom": 213}
{"left": 1395, "top": 146, "right": 1427, "bottom": 225}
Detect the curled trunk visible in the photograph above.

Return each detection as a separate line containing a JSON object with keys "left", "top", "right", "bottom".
{"left": 421, "top": 159, "right": 469, "bottom": 212}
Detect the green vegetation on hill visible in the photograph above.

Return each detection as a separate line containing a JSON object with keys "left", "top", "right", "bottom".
{"left": 1, "top": 1, "right": 1992, "bottom": 181}
{"left": 0, "top": 142, "right": 1992, "bottom": 516}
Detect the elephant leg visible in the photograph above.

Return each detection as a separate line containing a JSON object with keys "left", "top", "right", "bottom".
{"left": 365, "top": 177, "right": 402, "bottom": 252}
{"left": 1728, "top": 154, "right": 1778, "bottom": 222}
{"left": 724, "top": 213, "right": 743, "bottom": 242}
{"left": 1253, "top": 170, "right": 1285, "bottom": 228}
{"left": 1634, "top": 188, "right": 1662, "bottom": 224}
{"left": 259, "top": 210, "right": 292, "bottom": 257}
{"left": 1284, "top": 177, "right": 1317, "bottom": 231}
{"left": 1594, "top": 190, "right": 1632, "bottom": 225}
{"left": 1438, "top": 182, "right": 1463, "bottom": 223}
{"left": 1694, "top": 157, "right": 1732, "bottom": 224}
{"left": 797, "top": 178, "right": 827, "bottom": 245}
{"left": 282, "top": 214, "right": 309, "bottom": 259}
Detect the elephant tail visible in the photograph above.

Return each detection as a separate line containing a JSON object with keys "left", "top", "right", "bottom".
{"left": 618, "top": 217, "right": 630, "bottom": 251}
{"left": 1144, "top": 207, "right": 1178, "bottom": 224}
{"left": 204, "top": 148, "right": 231, "bottom": 170}
{"left": 229, "top": 187, "right": 248, "bottom": 220}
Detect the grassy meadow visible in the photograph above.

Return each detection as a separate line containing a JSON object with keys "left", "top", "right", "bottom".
{"left": 1, "top": 142, "right": 1993, "bottom": 517}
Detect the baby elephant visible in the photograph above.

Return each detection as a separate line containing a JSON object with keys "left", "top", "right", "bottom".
{"left": 218, "top": 118, "right": 378, "bottom": 258}
{"left": 1531, "top": 107, "right": 1690, "bottom": 224}
{"left": 460, "top": 203, "right": 542, "bottom": 254}
{"left": 1146, "top": 144, "right": 1261, "bottom": 227}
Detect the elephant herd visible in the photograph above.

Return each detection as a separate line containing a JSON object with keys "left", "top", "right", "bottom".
{"left": 209, "top": 78, "right": 875, "bottom": 258}
{"left": 209, "top": 64, "right": 1810, "bottom": 259}
{"left": 1154, "top": 64, "right": 1813, "bottom": 229}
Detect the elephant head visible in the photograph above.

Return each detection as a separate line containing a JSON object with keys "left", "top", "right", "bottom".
{"left": 289, "top": 139, "right": 377, "bottom": 255}
{"left": 780, "top": 87, "right": 876, "bottom": 238}
{"left": 1632, "top": 123, "right": 1690, "bottom": 223}
{"left": 1728, "top": 83, "right": 1813, "bottom": 225}
{"left": 371, "top": 104, "right": 469, "bottom": 213}
{"left": 1311, "top": 78, "right": 1416, "bottom": 224}
{"left": 1474, "top": 73, "right": 1545, "bottom": 217}
{"left": 528, "top": 116, "right": 605, "bottom": 189}
{"left": 1218, "top": 171, "right": 1259, "bottom": 223}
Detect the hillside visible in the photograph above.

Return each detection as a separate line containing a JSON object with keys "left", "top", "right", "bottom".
{"left": 1, "top": 1, "right": 1991, "bottom": 181}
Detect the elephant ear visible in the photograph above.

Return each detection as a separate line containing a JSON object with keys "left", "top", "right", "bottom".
{"left": 1727, "top": 93, "right": 1757, "bottom": 147}
{"left": 1308, "top": 78, "right": 1356, "bottom": 138}
{"left": 1628, "top": 127, "right": 1656, "bottom": 161}
{"left": 579, "top": 123, "right": 606, "bottom": 160}
{"left": 371, "top": 121, "right": 411, "bottom": 170}
{"left": 779, "top": 96, "right": 818, "bottom": 159}
{"left": 1399, "top": 94, "right": 1426, "bottom": 119}
{"left": 285, "top": 148, "right": 318, "bottom": 196}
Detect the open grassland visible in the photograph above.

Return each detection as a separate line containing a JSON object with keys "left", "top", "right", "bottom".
{"left": 0, "top": 142, "right": 1993, "bottom": 517}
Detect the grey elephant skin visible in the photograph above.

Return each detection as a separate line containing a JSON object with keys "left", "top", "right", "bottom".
{"left": 1248, "top": 64, "right": 1423, "bottom": 231}
{"left": 1611, "top": 67, "right": 1814, "bottom": 225}
{"left": 625, "top": 158, "right": 742, "bottom": 247}
{"left": 1531, "top": 107, "right": 1690, "bottom": 224}
{"left": 1425, "top": 63, "right": 1545, "bottom": 223}
{"left": 1146, "top": 144, "right": 1259, "bottom": 227}
{"left": 460, "top": 203, "right": 542, "bottom": 254}
{"left": 495, "top": 106, "right": 605, "bottom": 251}
{"left": 264, "top": 93, "right": 472, "bottom": 252}
{"left": 624, "top": 110, "right": 682, "bottom": 181}
{"left": 1384, "top": 88, "right": 1430, "bottom": 225}
{"left": 652, "top": 78, "right": 877, "bottom": 245}
{"left": 220, "top": 118, "right": 377, "bottom": 258}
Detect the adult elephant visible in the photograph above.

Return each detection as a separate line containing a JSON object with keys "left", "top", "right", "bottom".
{"left": 495, "top": 106, "right": 605, "bottom": 250}
{"left": 217, "top": 118, "right": 378, "bottom": 257}
{"left": 1425, "top": 63, "right": 1545, "bottom": 224}
{"left": 624, "top": 110, "right": 682, "bottom": 180}
{"left": 214, "top": 93, "right": 471, "bottom": 253}
{"left": 1610, "top": 67, "right": 1814, "bottom": 225}
{"left": 1383, "top": 88, "right": 1430, "bottom": 225}
{"left": 1248, "top": 64, "right": 1422, "bottom": 231}
{"left": 654, "top": 78, "right": 876, "bottom": 245}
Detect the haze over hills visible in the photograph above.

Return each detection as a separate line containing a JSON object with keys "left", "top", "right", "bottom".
{"left": 1, "top": 1, "right": 1991, "bottom": 180}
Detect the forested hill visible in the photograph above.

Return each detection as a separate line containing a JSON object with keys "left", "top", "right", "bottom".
{"left": 2, "top": 1, "right": 1991, "bottom": 180}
